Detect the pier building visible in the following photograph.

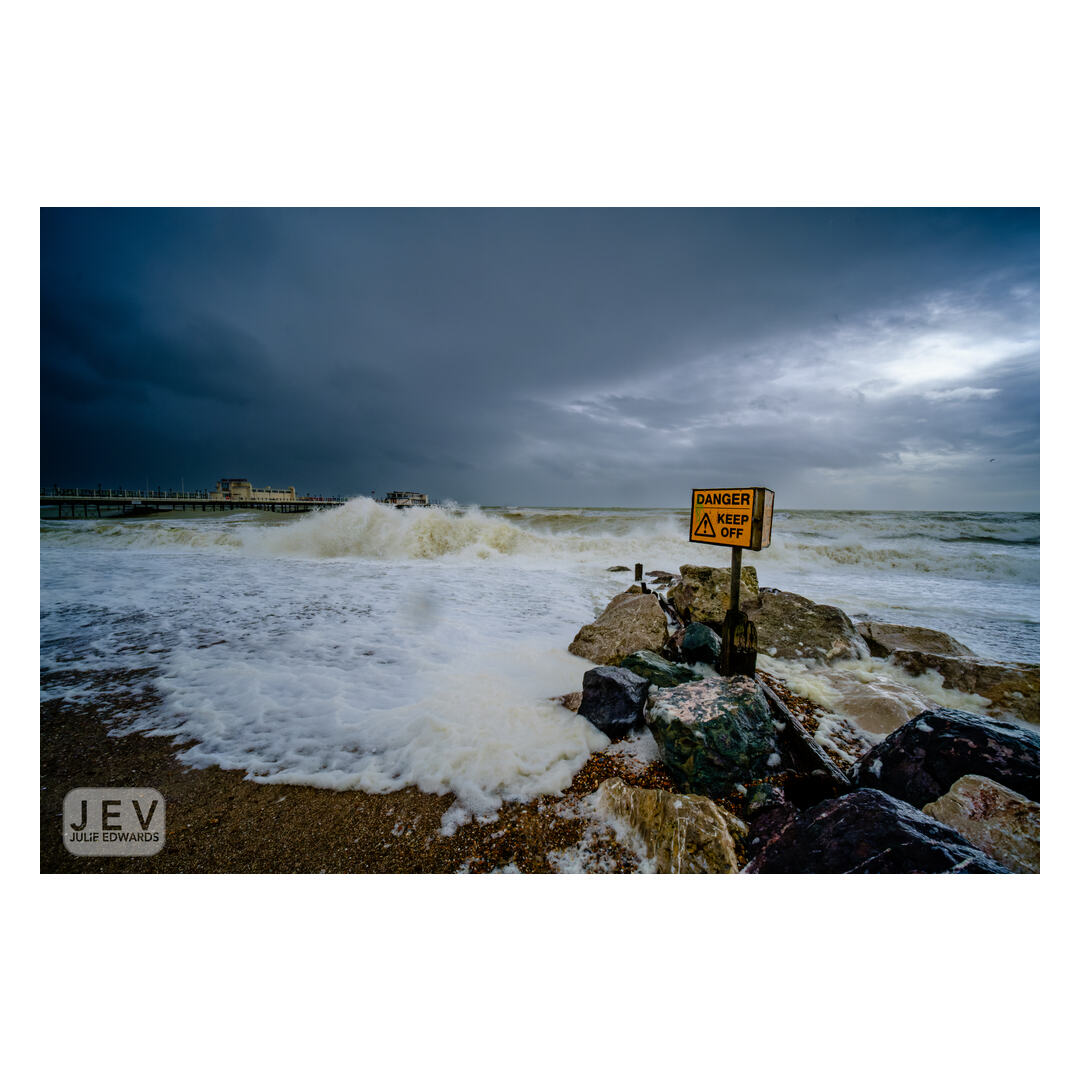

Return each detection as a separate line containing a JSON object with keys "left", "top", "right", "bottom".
{"left": 212, "top": 478, "right": 296, "bottom": 503}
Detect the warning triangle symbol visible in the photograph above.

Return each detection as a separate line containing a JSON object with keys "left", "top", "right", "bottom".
{"left": 694, "top": 512, "right": 716, "bottom": 538}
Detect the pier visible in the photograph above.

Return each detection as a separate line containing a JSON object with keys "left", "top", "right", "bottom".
{"left": 40, "top": 487, "right": 347, "bottom": 518}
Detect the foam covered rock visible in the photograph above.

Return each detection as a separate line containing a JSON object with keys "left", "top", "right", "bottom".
{"left": 645, "top": 676, "right": 780, "bottom": 797}
{"left": 596, "top": 777, "right": 747, "bottom": 873}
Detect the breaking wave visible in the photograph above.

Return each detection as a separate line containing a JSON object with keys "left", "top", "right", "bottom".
{"left": 41, "top": 499, "right": 1039, "bottom": 584}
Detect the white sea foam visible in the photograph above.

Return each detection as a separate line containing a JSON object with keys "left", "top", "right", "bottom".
{"left": 757, "top": 654, "right": 993, "bottom": 735}
{"left": 41, "top": 539, "right": 611, "bottom": 828}
{"left": 41, "top": 501, "right": 1039, "bottom": 820}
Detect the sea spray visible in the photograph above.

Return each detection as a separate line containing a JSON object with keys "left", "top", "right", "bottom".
{"left": 41, "top": 502, "right": 1039, "bottom": 823}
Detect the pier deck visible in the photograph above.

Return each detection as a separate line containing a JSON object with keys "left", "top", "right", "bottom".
{"left": 40, "top": 489, "right": 347, "bottom": 518}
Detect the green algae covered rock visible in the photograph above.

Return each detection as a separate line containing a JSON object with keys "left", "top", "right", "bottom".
{"left": 645, "top": 676, "right": 780, "bottom": 797}
{"left": 680, "top": 622, "right": 722, "bottom": 666}
{"left": 619, "top": 650, "right": 701, "bottom": 688}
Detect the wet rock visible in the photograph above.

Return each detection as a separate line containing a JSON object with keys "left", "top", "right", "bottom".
{"left": 742, "top": 590, "right": 868, "bottom": 663}
{"left": 596, "top": 777, "right": 747, "bottom": 873}
{"left": 619, "top": 650, "right": 701, "bottom": 688}
{"left": 680, "top": 622, "right": 722, "bottom": 666}
{"left": 568, "top": 591, "right": 670, "bottom": 666}
{"left": 646, "top": 570, "right": 676, "bottom": 584}
{"left": 606, "top": 565, "right": 631, "bottom": 572}
{"left": 853, "top": 707, "right": 1040, "bottom": 806}
{"left": 781, "top": 770, "right": 848, "bottom": 809}
{"left": 745, "top": 785, "right": 798, "bottom": 857}
{"left": 661, "top": 625, "right": 688, "bottom": 662}
{"left": 668, "top": 563, "right": 759, "bottom": 625}
{"left": 645, "top": 676, "right": 780, "bottom": 797}
{"left": 742, "top": 788, "right": 1010, "bottom": 873}
{"left": 889, "top": 651, "right": 1040, "bottom": 726}
{"left": 555, "top": 691, "right": 581, "bottom": 713}
{"left": 579, "top": 666, "right": 650, "bottom": 737}
{"left": 856, "top": 621, "right": 974, "bottom": 659}
{"left": 745, "top": 781, "right": 787, "bottom": 818}
{"left": 922, "top": 775, "right": 1039, "bottom": 873}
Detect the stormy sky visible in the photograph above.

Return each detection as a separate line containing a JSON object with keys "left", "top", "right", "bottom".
{"left": 40, "top": 208, "right": 1039, "bottom": 510}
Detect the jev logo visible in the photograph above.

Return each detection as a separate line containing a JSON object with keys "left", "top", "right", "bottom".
{"left": 63, "top": 788, "right": 166, "bottom": 856}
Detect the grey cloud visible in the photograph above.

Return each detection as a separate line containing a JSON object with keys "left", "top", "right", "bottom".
{"left": 40, "top": 208, "right": 1039, "bottom": 509}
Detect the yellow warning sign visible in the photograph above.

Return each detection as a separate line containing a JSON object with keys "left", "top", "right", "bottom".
{"left": 690, "top": 488, "right": 774, "bottom": 550}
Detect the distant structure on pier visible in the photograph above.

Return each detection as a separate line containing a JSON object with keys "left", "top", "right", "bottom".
{"left": 382, "top": 490, "right": 429, "bottom": 508}
{"left": 212, "top": 478, "right": 296, "bottom": 503}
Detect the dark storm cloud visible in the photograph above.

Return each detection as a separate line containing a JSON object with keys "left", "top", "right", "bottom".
{"left": 40, "top": 208, "right": 1039, "bottom": 508}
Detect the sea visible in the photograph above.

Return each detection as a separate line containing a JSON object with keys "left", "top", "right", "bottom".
{"left": 40, "top": 501, "right": 1039, "bottom": 827}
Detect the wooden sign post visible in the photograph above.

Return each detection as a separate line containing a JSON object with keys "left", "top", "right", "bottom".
{"left": 689, "top": 487, "right": 774, "bottom": 676}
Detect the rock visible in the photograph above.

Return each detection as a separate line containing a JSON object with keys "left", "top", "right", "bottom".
{"left": 596, "top": 777, "right": 747, "bottom": 873}
{"left": 742, "top": 590, "right": 868, "bottom": 663}
{"left": 646, "top": 570, "right": 676, "bottom": 584}
{"left": 606, "top": 565, "right": 631, "bottom": 572}
{"left": 921, "top": 775, "right": 1039, "bottom": 873}
{"left": 745, "top": 781, "right": 787, "bottom": 818}
{"left": 889, "top": 651, "right": 1040, "bottom": 726}
{"left": 853, "top": 707, "right": 1040, "bottom": 806}
{"left": 568, "top": 591, "right": 670, "bottom": 666}
{"left": 856, "top": 621, "right": 974, "bottom": 658}
{"left": 680, "top": 622, "right": 722, "bottom": 666}
{"left": 579, "top": 666, "right": 650, "bottom": 737}
{"left": 555, "top": 691, "right": 581, "bottom": 713}
{"left": 746, "top": 798, "right": 799, "bottom": 858}
{"left": 661, "top": 625, "right": 689, "bottom": 662}
{"left": 742, "top": 788, "right": 1010, "bottom": 873}
{"left": 667, "top": 563, "right": 759, "bottom": 625}
{"left": 645, "top": 676, "right": 780, "bottom": 797}
{"left": 619, "top": 650, "right": 701, "bottom": 688}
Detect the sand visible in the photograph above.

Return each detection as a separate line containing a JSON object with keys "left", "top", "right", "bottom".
{"left": 40, "top": 688, "right": 674, "bottom": 874}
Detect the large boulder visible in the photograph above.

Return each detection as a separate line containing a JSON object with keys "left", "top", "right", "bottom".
{"left": 579, "top": 666, "right": 650, "bottom": 738}
{"left": 889, "top": 651, "right": 1040, "bottom": 726}
{"left": 668, "top": 563, "right": 759, "bottom": 625}
{"left": 619, "top": 650, "right": 701, "bottom": 688}
{"left": 596, "top": 777, "right": 747, "bottom": 873}
{"left": 742, "top": 590, "right": 868, "bottom": 663}
{"left": 921, "top": 775, "right": 1039, "bottom": 874}
{"left": 856, "top": 621, "right": 974, "bottom": 658}
{"left": 645, "top": 676, "right": 781, "bottom": 797}
{"left": 742, "top": 788, "right": 1010, "bottom": 873}
{"left": 568, "top": 591, "right": 670, "bottom": 666}
{"left": 853, "top": 707, "right": 1040, "bottom": 806}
